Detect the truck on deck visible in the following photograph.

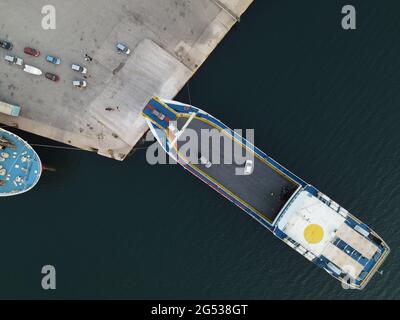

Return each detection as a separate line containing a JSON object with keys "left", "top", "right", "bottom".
{"left": 0, "top": 101, "right": 21, "bottom": 117}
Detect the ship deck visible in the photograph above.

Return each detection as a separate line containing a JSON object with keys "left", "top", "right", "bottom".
{"left": 0, "top": 129, "right": 41, "bottom": 195}
{"left": 175, "top": 116, "right": 299, "bottom": 223}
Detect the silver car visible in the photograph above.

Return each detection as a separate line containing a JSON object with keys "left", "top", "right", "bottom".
{"left": 4, "top": 55, "right": 23, "bottom": 66}
{"left": 71, "top": 64, "right": 87, "bottom": 74}
{"left": 116, "top": 43, "right": 131, "bottom": 55}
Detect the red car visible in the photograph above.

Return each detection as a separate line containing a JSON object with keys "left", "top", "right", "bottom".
{"left": 24, "top": 47, "right": 40, "bottom": 57}
{"left": 45, "top": 72, "right": 60, "bottom": 82}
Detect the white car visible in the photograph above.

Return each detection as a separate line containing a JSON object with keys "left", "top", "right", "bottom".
{"left": 168, "top": 123, "right": 179, "bottom": 136}
{"left": 244, "top": 159, "right": 254, "bottom": 175}
{"left": 23, "top": 64, "right": 42, "bottom": 76}
{"left": 4, "top": 55, "right": 23, "bottom": 66}
{"left": 152, "top": 109, "right": 165, "bottom": 121}
{"left": 72, "top": 80, "right": 87, "bottom": 88}
{"left": 199, "top": 155, "right": 212, "bottom": 169}
{"left": 71, "top": 64, "right": 87, "bottom": 74}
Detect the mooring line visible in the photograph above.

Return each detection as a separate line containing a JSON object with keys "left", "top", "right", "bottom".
{"left": 29, "top": 144, "right": 86, "bottom": 151}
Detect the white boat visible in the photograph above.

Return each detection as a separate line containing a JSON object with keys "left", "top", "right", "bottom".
{"left": 23, "top": 64, "right": 43, "bottom": 76}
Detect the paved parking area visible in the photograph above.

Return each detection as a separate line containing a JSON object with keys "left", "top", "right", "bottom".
{"left": 0, "top": 0, "right": 252, "bottom": 160}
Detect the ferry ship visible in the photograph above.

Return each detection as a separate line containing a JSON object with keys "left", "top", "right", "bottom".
{"left": 0, "top": 128, "right": 42, "bottom": 196}
{"left": 142, "top": 97, "right": 390, "bottom": 289}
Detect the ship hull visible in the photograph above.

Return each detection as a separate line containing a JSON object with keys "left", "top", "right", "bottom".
{"left": 0, "top": 128, "right": 42, "bottom": 197}
{"left": 142, "top": 97, "right": 390, "bottom": 289}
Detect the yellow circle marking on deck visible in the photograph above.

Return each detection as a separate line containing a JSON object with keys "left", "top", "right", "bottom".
{"left": 304, "top": 224, "right": 324, "bottom": 244}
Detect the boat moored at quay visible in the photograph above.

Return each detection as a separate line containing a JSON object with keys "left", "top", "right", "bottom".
{"left": 142, "top": 97, "right": 390, "bottom": 289}
{"left": 0, "top": 128, "right": 42, "bottom": 197}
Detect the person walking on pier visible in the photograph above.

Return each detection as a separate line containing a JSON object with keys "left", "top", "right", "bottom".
{"left": 84, "top": 54, "right": 93, "bottom": 62}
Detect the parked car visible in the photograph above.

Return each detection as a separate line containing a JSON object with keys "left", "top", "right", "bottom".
{"left": 24, "top": 47, "right": 40, "bottom": 57}
{"left": 71, "top": 64, "right": 87, "bottom": 74}
{"left": 4, "top": 55, "right": 24, "bottom": 66}
{"left": 45, "top": 72, "right": 60, "bottom": 82}
{"left": 0, "top": 40, "right": 13, "bottom": 50}
{"left": 46, "top": 55, "right": 61, "bottom": 65}
{"left": 116, "top": 43, "right": 130, "bottom": 55}
{"left": 72, "top": 80, "right": 87, "bottom": 88}
{"left": 23, "top": 64, "right": 42, "bottom": 76}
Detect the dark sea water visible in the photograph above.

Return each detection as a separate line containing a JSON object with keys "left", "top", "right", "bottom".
{"left": 1, "top": 0, "right": 400, "bottom": 299}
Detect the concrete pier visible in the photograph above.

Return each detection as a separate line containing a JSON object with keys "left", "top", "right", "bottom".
{"left": 0, "top": 0, "right": 253, "bottom": 160}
